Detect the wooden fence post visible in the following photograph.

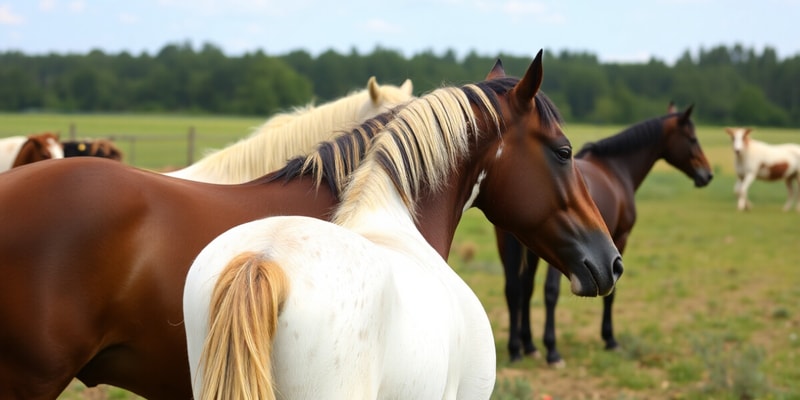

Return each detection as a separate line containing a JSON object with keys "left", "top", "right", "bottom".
{"left": 187, "top": 126, "right": 195, "bottom": 166}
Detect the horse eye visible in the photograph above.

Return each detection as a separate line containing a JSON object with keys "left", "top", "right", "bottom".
{"left": 555, "top": 146, "right": 572, "bottom": 161}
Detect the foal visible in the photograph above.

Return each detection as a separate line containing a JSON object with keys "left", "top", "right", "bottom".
{"left": 725, "top": 127, "right": 800, "bottom": 211}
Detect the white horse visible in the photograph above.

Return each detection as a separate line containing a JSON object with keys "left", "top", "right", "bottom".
{"left": 165, "top": 77, "right": 413, "bottom": 183}
{"left": 0, "top": 132, "right": 64, "bottom": 172}
{"left": 725, "top": 127, "right": 800, "bottom": 211}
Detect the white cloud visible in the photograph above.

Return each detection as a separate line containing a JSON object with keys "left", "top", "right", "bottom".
{"left": 68, "top": 0, "right": 86, "bottom": 13}
{"left": 39, "top": 0, "right": 57, "bottom": 12}
{"left": 363, "top": 18, "right": 403, "bottom": 34}
{"left": 0, "top": 4, "right": 25, "bottom": 25}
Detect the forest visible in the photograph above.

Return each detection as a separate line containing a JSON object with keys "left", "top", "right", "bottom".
{"left": 1, "top": 42, "right": 798, "bottom": 127}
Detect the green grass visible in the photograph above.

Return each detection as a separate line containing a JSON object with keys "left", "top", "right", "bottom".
{"left": 1, "top": 113, "right": 798, "bottom": 399}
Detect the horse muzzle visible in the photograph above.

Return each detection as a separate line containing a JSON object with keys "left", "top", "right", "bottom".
{"left": 564, "top": 230, "right": 623, "bottom": 297}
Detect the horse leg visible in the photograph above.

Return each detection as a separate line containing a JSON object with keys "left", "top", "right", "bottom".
{"left": 499, "top": 230, "right": 533, "bottom": 362}
{"left": 738, "top": 174, "right": 756, "bottom": 211}
{"left": 543, "top": 264, "right": 564, "bottom": 366}
{"left": 519, "top": 249, "right": 539, "bottom": 356}
{"left": 601, "top": 289, "right": 618, "bottom": 350}
{"left": 783, "top": 176, "right": 798, "bottom": 212}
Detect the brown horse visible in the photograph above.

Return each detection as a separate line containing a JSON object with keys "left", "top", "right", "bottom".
{"left": 0, "top": 132, "right": 64, "bottom": 171}
{"left": 0, "top": 51, "right": 620, "bottom": 399}
{"left": 496, "top": 103, "right": 713, "bottom": 365}
{"left": 61, "top": 138, "right": 124, "bottom": 161}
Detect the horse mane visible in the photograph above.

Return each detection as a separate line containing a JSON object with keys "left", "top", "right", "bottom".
{"left": 269, "top": 77, "right": 562, "bottom": 210}
{"left": 575, "top": 114, "right": 677, "bottom": 158}
{"left": 183, "top": 88, "right": 389, "bottom": 182}
{"left": 332, "top": 77, "right": 561, "bottom": 224}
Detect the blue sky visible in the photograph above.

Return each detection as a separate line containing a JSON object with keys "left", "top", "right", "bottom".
{"left": 1, "top": 0, "right": 798, "bottom": 64}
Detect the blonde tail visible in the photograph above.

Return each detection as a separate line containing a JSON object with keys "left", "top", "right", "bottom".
{"left": 199, "top": 252, "right": 290, "bottom": 400}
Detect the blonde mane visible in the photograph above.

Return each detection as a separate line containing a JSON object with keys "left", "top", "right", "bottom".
{"left": 332, "top": 83, "right": 503, "bottom": 226}
{"left": 167, "top": 78, "right": 412, "bottom": 184}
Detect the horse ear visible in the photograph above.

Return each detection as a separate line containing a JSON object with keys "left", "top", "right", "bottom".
{"left": 667, "top": 101, "right": 676, "bottom": 114}
{"left": 486, "top": 59, "right": 506, "bottom": 80}
{"left": 367, "top": 76, "right": 380, "bottom": 103}
{"left": 512, "top": 49, "right": 544, "bottom": 111}
{"left": 400, "top": 79, "right": 413, "bottom": 95}
{"left": 679, "top": 104, "right": 694, "bottom": 125}
{"left": 724, "top": 127, "right": 735, "bottom": 137}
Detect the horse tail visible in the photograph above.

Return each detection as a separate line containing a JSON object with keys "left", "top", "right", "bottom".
{"left": 200, "top": 251, "right": 290, "bottom": 400}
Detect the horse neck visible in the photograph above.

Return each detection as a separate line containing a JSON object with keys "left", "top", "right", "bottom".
{"left": 581, "top": 123, "right": 666, "bottom": 192}
{"left": 177, "top": 91, "right": 370, "bottom": 184}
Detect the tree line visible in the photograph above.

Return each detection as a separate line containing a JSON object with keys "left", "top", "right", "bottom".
{"left": 1, "top": 42, "right": 798, "bottom": 127}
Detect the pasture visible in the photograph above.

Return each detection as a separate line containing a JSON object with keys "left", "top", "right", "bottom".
{"left": 1, "top": 113, "right": 798, "bottom": 399}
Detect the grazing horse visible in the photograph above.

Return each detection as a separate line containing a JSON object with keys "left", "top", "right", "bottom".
{"left": 0, "top": 57, "right": 621, "bottom": 400}
{"left": 724, "top": 127, "right": 800, "bottom": 211}
{"left": 496, "top": 103, "right": 713, "bottom": 365}
{"left": 183, "top": 51, "right": 623, "bottom": 400}
{"left": 0, "top": 132, "right": 64, "bottom": 171}
{"left": 165, "top": 76, "right": 413, "bottom": 183}
{"left": 62, "top": 138, "right": 124, "bottom": 161}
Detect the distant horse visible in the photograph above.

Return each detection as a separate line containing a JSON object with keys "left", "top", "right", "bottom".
{"left": 165, "top": 76, "right": 413, "bottom": 183}
{"left": 62, "top": 138, "right": 124, "bottom": 161}
{"left": 0, "top": 132, "right": 63, "bottom": 171}
{"left": 0, "top": 57, "right": 621, "bottom": 399}
{"left": 724, "top": 127, "right": 800, "bottom": 211}
{"left": 496, "top": 103, "right": 713, "bottom": 365}
{"left": 183, "top": 51, "right": 622, "bottom": 400}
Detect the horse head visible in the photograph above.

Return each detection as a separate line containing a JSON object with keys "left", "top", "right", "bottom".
{"left": 473, "top": 50, "right": 623, "bottom": 297}
{"left": 357, "top": 76, "right": 414, "bottom": 121}
{"left": 12, "top": 132, "right": 63, "bottom": 167}
{"left": 725, "top": 126, "right": 752, "bottom": 159}
{"left": 662, "top": 104, "right": 713, "bottom": 187}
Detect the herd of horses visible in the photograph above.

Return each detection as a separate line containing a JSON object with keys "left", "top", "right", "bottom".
{"left": 0, "top": 51, "right": 795, "bottom": 399}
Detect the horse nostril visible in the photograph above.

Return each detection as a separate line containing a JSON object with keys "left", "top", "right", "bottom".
{"left": 612, "top": 257, "right": 624, "bottom": 282}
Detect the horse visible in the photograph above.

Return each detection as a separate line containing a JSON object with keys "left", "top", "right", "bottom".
{"left": 724, "top": 127, "right": 800, "bottom": 211}
{"left": 0, "top": 132, "right": 64, "bottom": 172}
{"left": 182, "top": 51, "right": 623, "bottom": 400}
{"left": 62, "top": 138, "right": 124, "bottom": 161}
{"left": 496, "top": 103, "right": 713, "bottom": 365}
{"left": 0, "top": 79, "right": 411, "bottom": 400}
{"left": 164, "top": 76, "right": 413, "bottom": 183}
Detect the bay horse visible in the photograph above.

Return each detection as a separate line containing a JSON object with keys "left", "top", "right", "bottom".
{"left": 724, "top": 127, "right": 800, "bottom": 211}
{"left": 0, "top": 80, "right": 411, "bottom": 399}
{"left": 183, "top": 51, "right": 623, "bottom": 399}
{"left": 0, "top": 132, "right": 63, "bottom": 172}
{"left": 496, "top": 103, "right": 713, "bottom": 365}
{"left": 165, "top": 76, "right": 413, "bottom": 183}
{"left": 62, "top": 138, "right": 124, "bottom": 161}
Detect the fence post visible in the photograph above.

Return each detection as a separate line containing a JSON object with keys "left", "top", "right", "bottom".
{"left": 187, "top": 126, "right": 195, "bottom": 166}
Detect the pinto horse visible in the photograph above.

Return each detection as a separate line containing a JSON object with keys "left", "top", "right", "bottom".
{"left": 0, "top": 132, "right": 64, "bottom": 171}
{"left": 165, "top": 76, "right": 413, "bottom": 183}
{"left": 183, "top": 51, "right": 623, "bottom": 400}
{"left": 0, "top": 80, "right": 411, "bottom": 399}
{"left": 724, "top": 127, "right": 800, "bottom": 211}
{"left": 496, "top": 103, "right": 713, "bottom": 365}
{"left": 62, "top": 138, "right": 124, "bottom": 161}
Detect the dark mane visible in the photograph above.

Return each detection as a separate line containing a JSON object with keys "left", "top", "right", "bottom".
{"left": 472, "top": 77, "right": 563, "bottom": 129}
{"left": 575, "top": 115, "right": 674, "bottom": 158}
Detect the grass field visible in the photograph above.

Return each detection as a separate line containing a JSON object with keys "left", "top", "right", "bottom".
{"left": 2, "top": 113, "right": 799, "bottom": 399}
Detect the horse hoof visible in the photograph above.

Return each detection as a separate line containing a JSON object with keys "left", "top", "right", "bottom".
{"left": 525, "top": 349, "right": 541, "bottom": 359}
{"left": 548, "top": 359, "right": 566, "bottom": 369}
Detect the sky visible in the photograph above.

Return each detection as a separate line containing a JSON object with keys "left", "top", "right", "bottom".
{"left": 1, "top": 0, "right": 799, "bottom": 65}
